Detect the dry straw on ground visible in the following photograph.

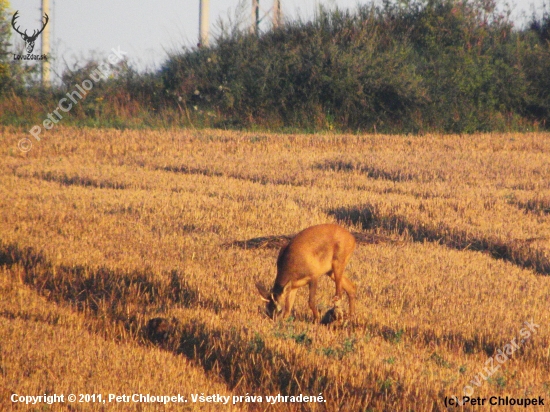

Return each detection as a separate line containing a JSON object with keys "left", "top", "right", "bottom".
{"left": 1, "top": 127, "right": 549, "bottom": 411}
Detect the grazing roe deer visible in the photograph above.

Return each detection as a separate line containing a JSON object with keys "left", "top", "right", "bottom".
{"left": 256, "top": 223, "right": 356, "bottom": 322}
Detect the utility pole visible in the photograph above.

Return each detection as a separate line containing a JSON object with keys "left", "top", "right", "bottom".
{"left": 273, "top": 0, "right": 281, "bottom": 28}
{"left": 199, "top": 0, "right": 210, "bottom": 47}
{"left": 251, "top": 0, "right": 259, "bottom": 35}
{"left": 41, "top": 0, "right": 50, "bottom": 86}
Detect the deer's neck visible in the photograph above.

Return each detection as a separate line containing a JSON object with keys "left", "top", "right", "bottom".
{"left": 272, "top": 283, "right": 284, "bottom": 299}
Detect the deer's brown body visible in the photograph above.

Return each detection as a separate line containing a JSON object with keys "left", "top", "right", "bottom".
{"left": 256, "top": 224, "right": 356, "bottom": 322}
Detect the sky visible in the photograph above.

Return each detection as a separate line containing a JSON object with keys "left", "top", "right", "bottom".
{"left": 7, "top": 0, "right": 548, "bottom": 81}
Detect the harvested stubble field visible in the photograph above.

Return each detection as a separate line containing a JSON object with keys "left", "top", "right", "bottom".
{"left": 1, "top": 127, "right": 550, "bottom": 411}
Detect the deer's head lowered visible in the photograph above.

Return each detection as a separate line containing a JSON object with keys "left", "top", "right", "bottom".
{"left": 12, "top": 11, "right": 49, "bottom": 54}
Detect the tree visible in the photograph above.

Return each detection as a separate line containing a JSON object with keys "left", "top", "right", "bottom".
{"left": 0, "top": 0, "right": 11, "bottom": 94}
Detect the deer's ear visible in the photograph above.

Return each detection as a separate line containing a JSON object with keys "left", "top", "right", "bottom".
{"left": 256, "top": 282, "right": 271, "bottom": 302}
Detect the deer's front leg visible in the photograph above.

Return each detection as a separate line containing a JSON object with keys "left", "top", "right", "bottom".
{"left": 283, "top": 289, "right": 298, "bottom": 319}
{"left": 308, "top": 280, "right": 319, "bottom": 322}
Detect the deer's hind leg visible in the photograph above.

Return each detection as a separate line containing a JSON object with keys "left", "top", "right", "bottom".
{"left": 340, "top": 275, "right": 356, "bottom": 315}
{"left": 329, "top": 259, "right": 356, "bottom": 316}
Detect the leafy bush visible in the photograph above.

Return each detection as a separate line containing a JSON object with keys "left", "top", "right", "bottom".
{"left": 161, "top": 0, "right": 550, "bottom": 132}
{"left": 2, "top": 0, "right": 550, "bottom": 133}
